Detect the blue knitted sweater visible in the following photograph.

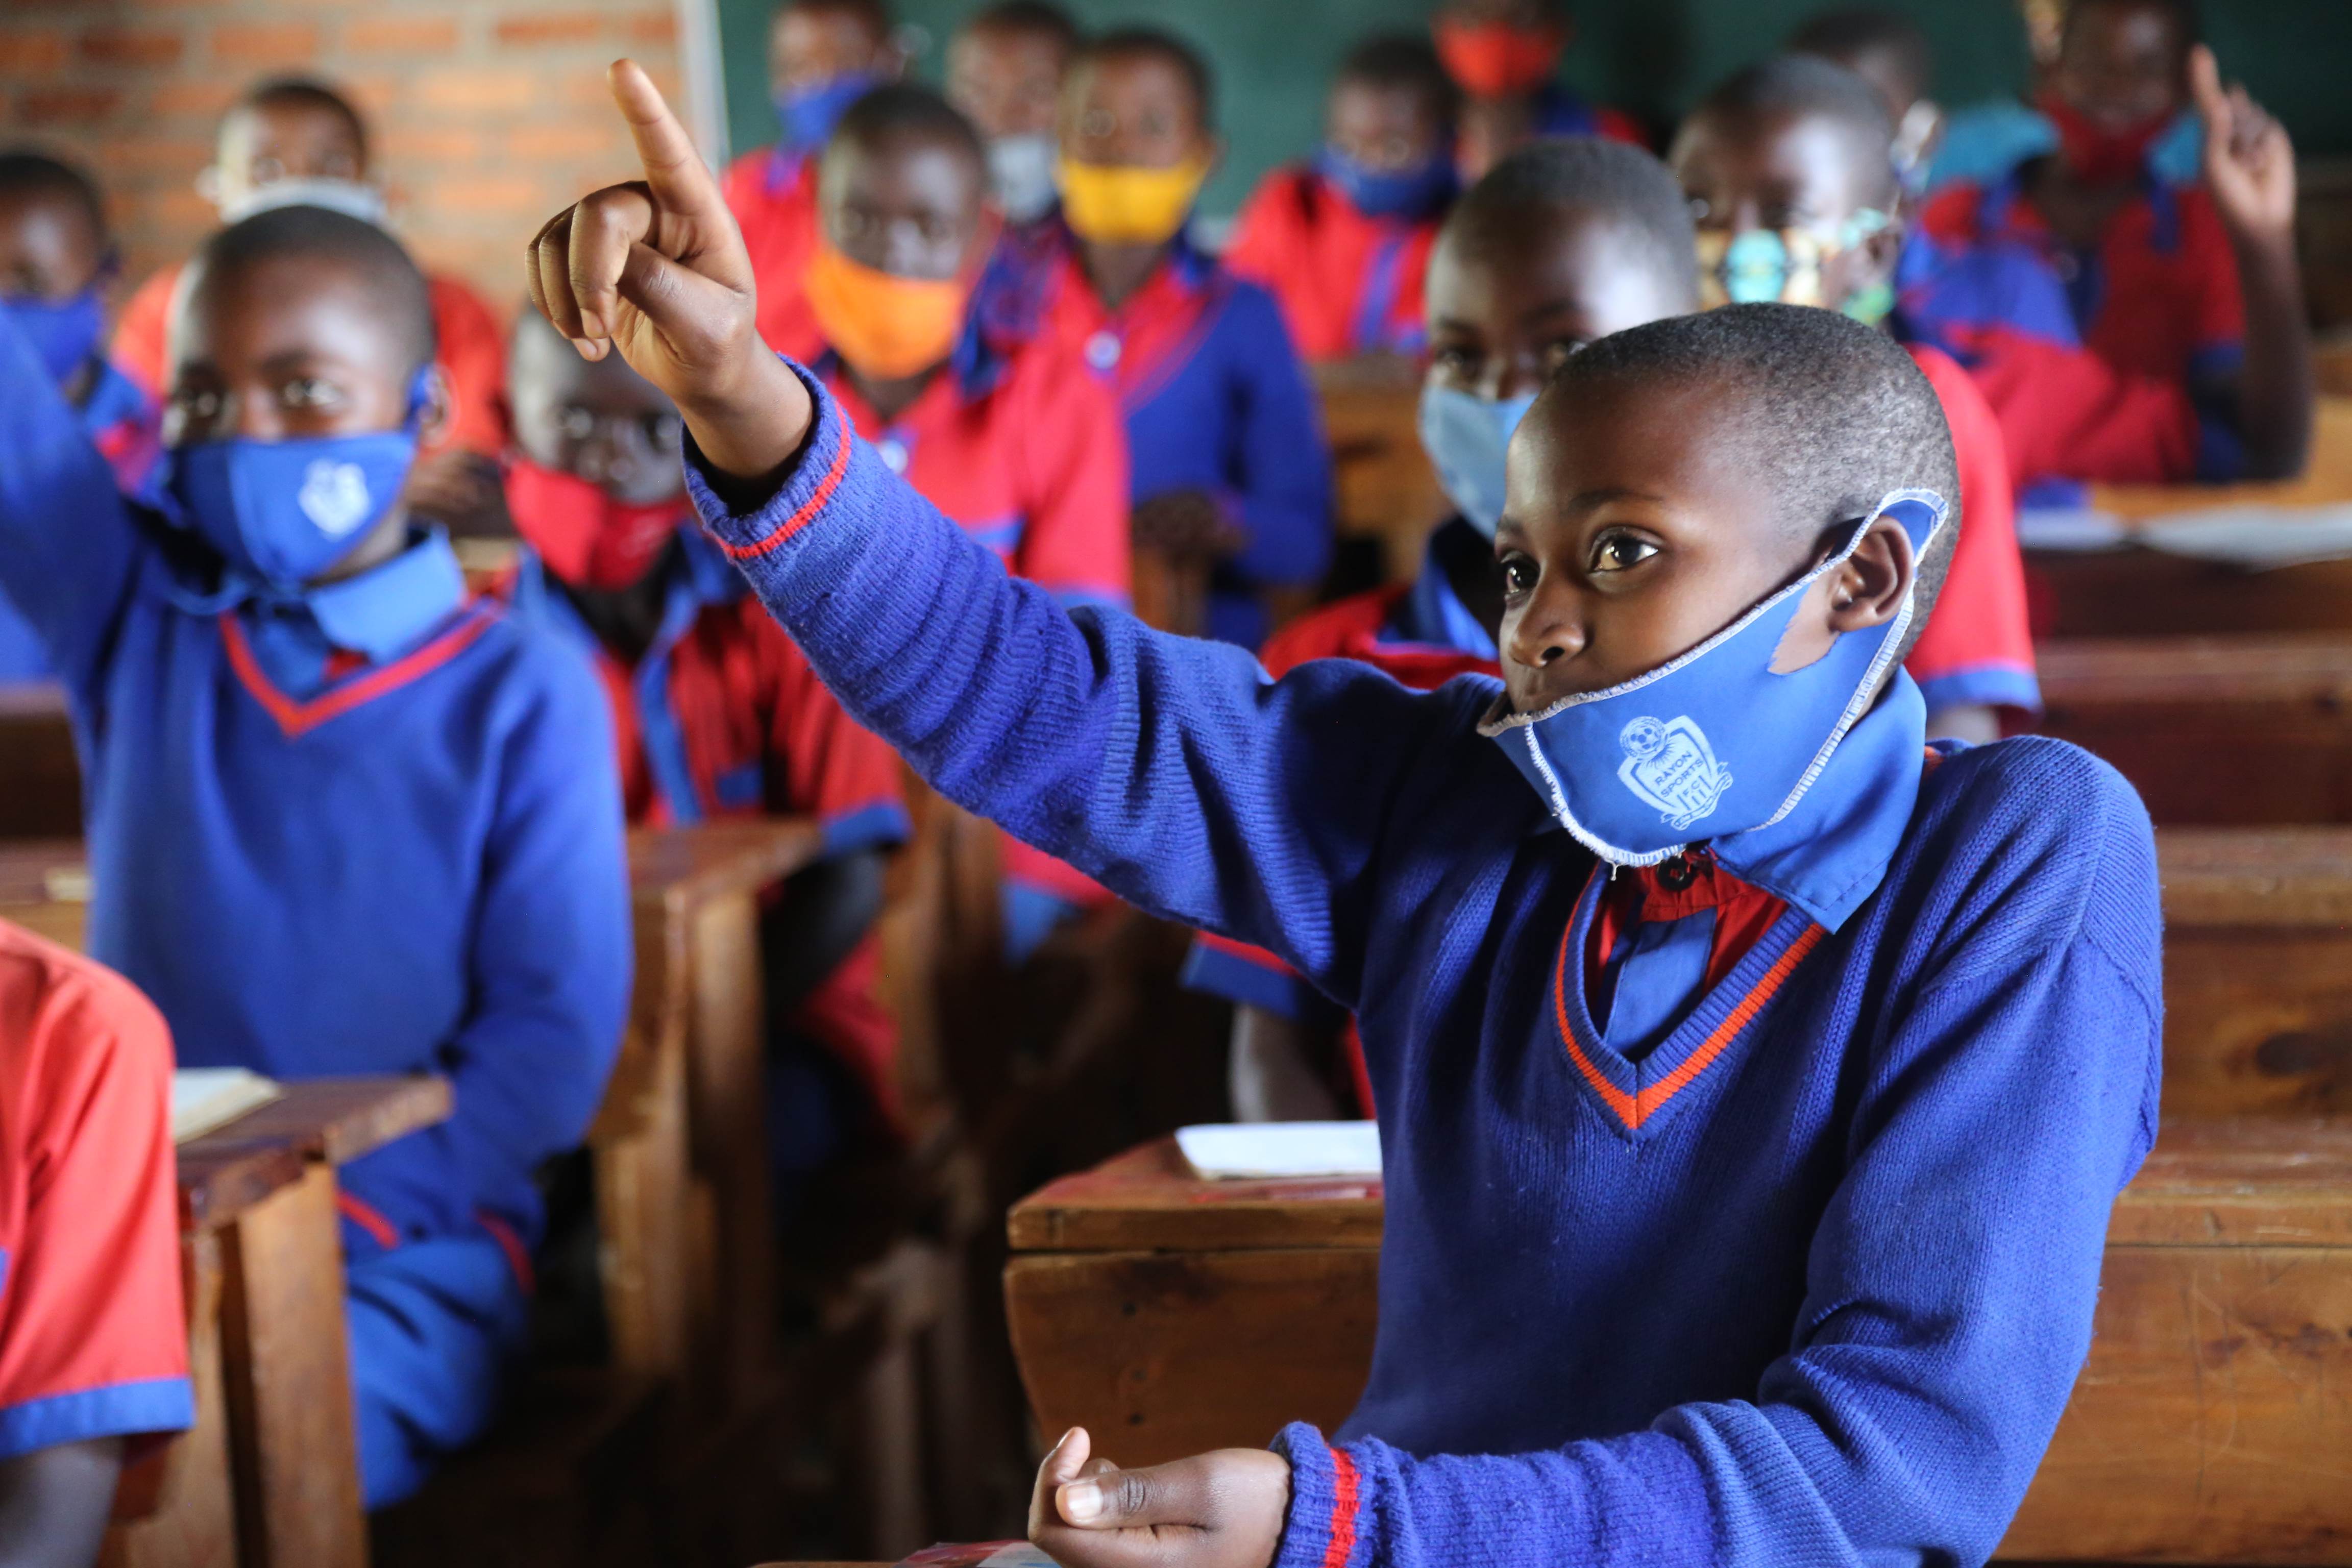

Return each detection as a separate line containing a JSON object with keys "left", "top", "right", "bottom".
{"left": 689, "top": 368, "right": 2165, "bottom": 1568}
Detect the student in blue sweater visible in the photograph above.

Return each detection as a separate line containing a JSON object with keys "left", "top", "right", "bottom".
{"left": 534, "top": 65, "right": 2163, "bottom": 1567}
{"left": 0, "top": 206, "right": 631, "bottom": 1510}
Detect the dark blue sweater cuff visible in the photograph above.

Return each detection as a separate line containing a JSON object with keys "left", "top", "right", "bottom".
{"left": 1271, "top": 1422, "right": 1362, "bottom": 1568}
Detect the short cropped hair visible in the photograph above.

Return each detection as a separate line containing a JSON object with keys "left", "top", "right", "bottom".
{"left": 1788, "top": 9, "right": 1933, "bottom": 99}
{"left": 2060, "top": 0, "right": 2200, "bottom": 51}
{"left": 776, "top": 0, "right": 892, "bottom": 34}
{"left": 0, "top": 150, "right": 107, "bottom": 240}
{"left": 189, "top": 205, "right": 435, "bottom": 374}
{"left": 1447, "top": 137, "right": 1701, "bottom": 308}
{"left": 829, "top": 82, "right": 985, "bottom": 169}
{"left": 1557, "top": 304, "right": 1962, "bottom": 637}
{"left": 233, "top": 76, "right": 369, "bottom": 162}
{"left": 967, "top": 0, "right": 1079, "bottom": 52}
{"left": 1337, "top": 34, "right": 1460, "bottom": 125}
{"left": 1080, "top": 27, "right": 1214, "bottom": 129}
{"left": 1693, "top": 55, "right": 1897, "bottom": 209}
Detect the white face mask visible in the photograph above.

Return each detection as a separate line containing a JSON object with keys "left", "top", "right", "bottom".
{"left": 986, "top": 133, "right": 1060, "bottom": 225}
{"left": 220, "top": 177, "right": 389, "bottom": 228}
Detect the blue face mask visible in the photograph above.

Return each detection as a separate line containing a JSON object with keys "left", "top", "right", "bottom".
{"left": 168, "top": 376, "right": 429, "bottom": 592}
{"left": 1477, "top": 489, "right": 1946, "bottom": 867}
{"left": 4, "top": 288, "right": 107, "bottom": 385}
{"left": 1418, "top": 382, "right": 1537, "bottom": 540}
{"left": 1316, "top": 143, "right": 1457, "bottom": 221}
{"left": 775, "top": 71, "right": 881, "bottom": 153}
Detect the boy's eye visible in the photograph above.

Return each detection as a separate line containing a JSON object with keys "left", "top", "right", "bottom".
{"left": 1540, "top": 337, "right": 1590, "bottom": 376}
{"left": 1589, "top": 532, "right": 1658, "bottom": 573}
{"left": 1081, "top": 108, "right": 1115, "bottom": 139}
{"left": 560, "top": 406, "right": 598, "bottom": 443}
{"left": 1500, "top": 554, "right": 1538, "bottom": 595}
{"left": 645, "top": 412, "right": 684, "bottom": 453}
{"left": 280, "top": 377, "right": 343, "bottom": 410}
{"left": 174, "top": 387, "right": 224, "bottom": 423}
{"left": 1686, "top": 196, "right": 1713, "bottom": 224}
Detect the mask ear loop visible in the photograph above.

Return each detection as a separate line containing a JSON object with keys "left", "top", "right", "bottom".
{"left": 401, "top": 364, "right": 437, "bottom": 432}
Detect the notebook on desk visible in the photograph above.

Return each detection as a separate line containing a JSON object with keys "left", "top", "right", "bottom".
{"left": 899, "top": 1544, "right": 1056, "bottom": 1567}
{"left": 171, "top": 1067, "right": 283, "bottom": 1144}
{"left": 1176, "top": 1120, "right": 1383, "bottom": 1180}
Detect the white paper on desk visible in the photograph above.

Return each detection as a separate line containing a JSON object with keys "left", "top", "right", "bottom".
{"left": 2016, "top": 506, "right": 2132, "bottom": 552}
{"left": 2137, "top": 504, "right": 2352, "bottom": 569}
{"left": 1177, "top": 1120, "right": 1382, "bottom": 1180}
{"left": 170, "top": 1067, "right": 283, "bottom": 1144}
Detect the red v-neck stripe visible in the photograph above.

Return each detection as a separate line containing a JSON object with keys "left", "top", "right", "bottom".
{"left": 220, "top": 604, "right": 497, "bottom": 739}
{"left": 1552, "top": 903, "right": 1826, "bottom": 1133}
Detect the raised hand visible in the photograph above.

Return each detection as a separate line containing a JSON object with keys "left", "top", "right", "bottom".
{"left": 524, "top": 60, "right": 808, "bottom": 481}
{"left": 2191, "top": 44, "right": 2296, "bottom": 247}
{"left": 1028, "top": 1427, "right": 1290, "bottom": 1568}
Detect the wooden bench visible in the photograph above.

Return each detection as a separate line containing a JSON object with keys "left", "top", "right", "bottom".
{"left": 102, "top": 1076, "right": 451, "bottom": 1568}
{"left": 2035, "top": 634, "right": 2352, "bottom": 823}
{"left": 0, "top": 683, "right": 78, "bottom": 840}
{"left": 1006, "top": 1124, "right": 2352, "bottom": 1565}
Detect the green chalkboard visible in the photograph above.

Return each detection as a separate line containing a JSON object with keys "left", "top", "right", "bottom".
{"left": 716, "top": 0, "right": 2351, "bottom": 216}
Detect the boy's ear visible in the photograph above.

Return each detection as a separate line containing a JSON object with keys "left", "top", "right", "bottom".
{"left": 415, "top": 364, "right": 455, "bottom": 448}
{"left": 1858, "top": 213, "right": 1905, "bottom": 284}
{"left": 1769, "top": 516, "right": 1916, "bottom": 673}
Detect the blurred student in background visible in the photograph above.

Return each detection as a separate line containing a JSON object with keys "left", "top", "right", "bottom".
{"left": 1226, "top": 35, "right": 1460, "bottom": 363}
{"left": 725, "top": 0, "right": 904, "bottom": 351}
{"left": 0, "top": 152, "right": 160, "bottom": 680}
{"left": 1431, "top": 0, "right": 1643, "bottom": 179}
{"left": 1904, "top": 1, "right": 2313, "bottom": 497}
{"left": 1789, "top": 8, "right": 1944, "bottom": 201}
{"left": 976, "top": 27, "right": 1331, "bottom": 653}
{"left": 109, "top": 76, "right": 509, "bottom": 535}
{"left": 947, "top": 0, "right": 1081, "bottom": 232}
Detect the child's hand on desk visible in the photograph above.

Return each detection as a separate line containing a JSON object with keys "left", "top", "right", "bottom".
{"left": 1030, "top": 1426, "right": 1289, "bottom": 1568}
{"left": 2191, "top": 44, "right": 2295, "bottom": 248}
{"left": 525, "top": 60, "right": 810, "bottom": 486}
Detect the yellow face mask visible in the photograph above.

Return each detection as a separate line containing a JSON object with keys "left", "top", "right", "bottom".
{"left": 1056, "top": 156, "right": 1210, "bottom": 245}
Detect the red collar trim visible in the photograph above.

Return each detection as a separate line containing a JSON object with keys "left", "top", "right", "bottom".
{"left": 220, "top": 601, "right": 498, "bottom": 739}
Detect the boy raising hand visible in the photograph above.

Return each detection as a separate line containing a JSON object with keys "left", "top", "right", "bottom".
{"left": 535, "top": 64, "right": 2160, "bottom": 1568}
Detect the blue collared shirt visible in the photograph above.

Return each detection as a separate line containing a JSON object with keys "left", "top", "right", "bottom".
{"left": 241, "top": 528, "right": 469, "bottom": 699}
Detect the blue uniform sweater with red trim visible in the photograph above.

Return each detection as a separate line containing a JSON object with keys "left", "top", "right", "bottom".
{"left": 0, "top": 316, "right": 630, "bottom": 1257}
{"left": 689, "top": 366, "right": 2164, "bottom": 1567}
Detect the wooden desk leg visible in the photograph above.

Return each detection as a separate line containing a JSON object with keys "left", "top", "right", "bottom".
{"left": 100, "top": 1230, "right": 237, "bottom": 1568}
{"left": 689, "top": 892, "right": 778, "bottom": 1412}
{"left": 593, "top": 1017, "right": 694, "bottom": 1384}
{"left": 218, "top": 1164, "right": 366, "bottom": 1568}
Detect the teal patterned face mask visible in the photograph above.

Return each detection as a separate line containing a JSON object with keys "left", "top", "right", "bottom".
{"left": 1695, "top": 209, "right": 1891, "bottom": 314}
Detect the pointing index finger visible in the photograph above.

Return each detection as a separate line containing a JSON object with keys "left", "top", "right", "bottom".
{"left": 607, "top": 58, "right": 727, "bottom": 229}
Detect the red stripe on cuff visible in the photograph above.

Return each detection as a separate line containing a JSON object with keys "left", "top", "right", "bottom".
{"left": 718, "top": 418, "right": 852, "bottom": 562}
{"left": 1321, "top": 1446, "right": 1360, "bottom": 1568}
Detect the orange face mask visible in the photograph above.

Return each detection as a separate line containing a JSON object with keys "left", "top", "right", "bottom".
{"left": 803, "top": 239, "right": 972, "bottom": 380}
{"left": 1432, "top": 17, "right": 1566, "bottom": 97}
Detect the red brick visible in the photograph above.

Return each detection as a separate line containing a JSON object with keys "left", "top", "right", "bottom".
{"left": 17, "top": 86, "right": 122, "bottom": 126}
{"left": 344, "top": 16, "right": 462, "bottom": 56}
{"left": 378, "top": 125, "right": 485, "bottom": 164}
{"left": 79, "top": 24, "right": 184, "bottom": 68}
{"left": 0, "top": 26, "right": 66, "bottom": 72}
{"left": 501, "top": 121, "right": 620, "bottom": 161}
{"left": 623, "top": 9, "right": 677, "bottom": 46}
{"left": 424, "top": 174, "right": 545, "bottom": 215}
{"left": 492, "top": 10, "right": 603, "bottom": 47}
{"left": 413, "top": 69, "right": 539, "bottom": 113}
{"left": 90, "top": 133, "right": 213, "bottom": 177}
{"left": 148, "top": 78, "right": 242, "bottom": 119}
{"left": 208, "top": 20, "right": 320, "bottom": 68}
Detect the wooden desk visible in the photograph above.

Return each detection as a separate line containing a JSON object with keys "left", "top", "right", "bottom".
{"left": 1007, "top": 1123, "right": 2352, "bottom": 1565}
{"left": 2035, "top": 634, "right": 2352, "bottom": 824}
{"left": 107, "top": 1077, "right": 450, "bottom": 1568}
{"left": 0, "top": 682, "right": 78, "bottom": 841}
{"left": 626, "top": 820, "right": 825, "bottom": 1414}
{"left": 0, "top": 837, "right": 86, "bottom": 950}
{"left": 1316, "top": 365, "right": 1446, "bottom": 584}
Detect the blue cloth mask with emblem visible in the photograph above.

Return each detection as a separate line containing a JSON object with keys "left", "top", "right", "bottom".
{"left": 775, "top": 72, "right": 881, "bottom": 153}
{"left": 3, "top": 288, "right": 108, "bottom": 385}
{"left": 1478, "top": 489, "right": 1946, "bottom": 867}
{"left": 167, "top": 371, "right": 429, "bottom": 593}
{"left": 1417, "top": 382, "right": 1537, "bottom": 540}
{"left": 1316, "top": 144, "right": 1457, "bottom": 221}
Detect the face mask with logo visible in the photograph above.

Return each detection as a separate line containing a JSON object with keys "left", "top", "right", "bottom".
{"left": 1418, "top": 382, "right": 1536, "bottom": 540}
{"left": 1695, "top": 211, "right": 1892, "bottom": 322}
{"left": 775, "top": 71, "right": 882, "bottom": 154}
{"left": 1431, "top": 17, "right": 1566, "bottom": 97}
{"left": 3, "top": 286, "right": 107, "bottom": 385}
{"left": 220, "top": 178, "right": 390, "bottom": 228}
{"left": 1478, "top": 489, "right": 1945, "bottom": 867}
{"left": 2038, "top": 91, "right": 2173, "bottom": 184}
{"left": 167, "top": 372, "right": 429, "bottom": 592}
{"left": 804, "top": 238, "right": 972, "bottom": 380}
{"left": 1057, "top": 156, "right": 1210, "bottom": 246}
{"left": 504, "top": 458, "right": 688, "bottom": 591}
{"left": 1316, "top": 143, "right": 1458, "bottom": 221}
{"left": 987, "top": 133, "right": 1061, "bottom": 225}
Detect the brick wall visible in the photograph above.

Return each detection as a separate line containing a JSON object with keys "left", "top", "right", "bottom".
{"left": 0, "top": 1, "right": 690, "bottom": 328}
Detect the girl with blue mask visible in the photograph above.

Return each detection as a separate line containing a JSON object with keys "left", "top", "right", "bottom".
{"left": 767, "top": 0, "right": 902, "bottom": 154}
{"left": 0, "top": 155, "right": 120, "bottom": 401}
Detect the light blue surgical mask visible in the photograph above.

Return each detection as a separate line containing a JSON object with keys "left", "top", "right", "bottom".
{"left": 1478, "top": 489, "right": 1946, "bottom": 867}
{"left": 1417, "top": 382, "right": 1538, "bottom": 540}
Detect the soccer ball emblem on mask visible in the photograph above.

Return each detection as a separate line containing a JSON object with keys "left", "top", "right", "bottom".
{"left": 298, "top": 459, "right": 374, "bottom": 538}
{"left": 1616, "top": 715, "right": 1734, "bottom": 833}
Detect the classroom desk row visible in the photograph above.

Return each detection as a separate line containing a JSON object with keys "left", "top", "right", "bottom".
{"left": 1003, "top": 1121, "right": 2352, "bottom": 1567}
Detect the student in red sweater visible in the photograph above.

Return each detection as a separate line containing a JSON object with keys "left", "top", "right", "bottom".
{"left": 722, "top": 0, "right": 903, "bottom": 353}
{"left": 1226, "top": 36, "right": 1460, "bottom": 363}
{"left": 1672, "top": 56, "right": 2040, "bottom": 742}
{"left": 946, "top": 0, "right": 1081, "bottom": 232}
{"left": 1431, "top": 0, "right": 1644, "bottom": 178}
